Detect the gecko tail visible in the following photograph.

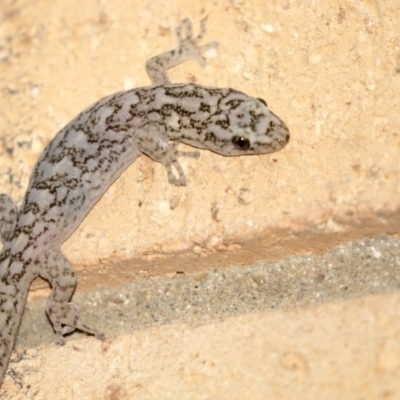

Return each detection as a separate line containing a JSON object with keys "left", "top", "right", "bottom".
{"left": 0, "top": 260, "right": 32, "bottom": 389}
{"left": 0, "top": 194, "right": 18, "bottom": 245}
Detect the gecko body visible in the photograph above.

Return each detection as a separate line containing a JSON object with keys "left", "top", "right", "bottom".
{"left": 0, "top": 19, "right": 289, "bottom": 387}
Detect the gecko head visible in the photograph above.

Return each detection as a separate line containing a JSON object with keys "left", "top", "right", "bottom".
{"left": 206, "top": 92, "right": 290, "bottom": 156}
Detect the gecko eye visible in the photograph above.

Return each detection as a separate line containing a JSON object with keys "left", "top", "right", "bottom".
{"left": 257, "top": 98, "right": 267, "bottom": 106}
{"left": 232, "top": 136, "right": 250, "bottom": 150}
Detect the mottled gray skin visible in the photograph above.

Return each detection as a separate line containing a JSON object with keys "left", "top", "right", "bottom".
{"left": 0, "top": 19, "right": 289, "bottom": 387}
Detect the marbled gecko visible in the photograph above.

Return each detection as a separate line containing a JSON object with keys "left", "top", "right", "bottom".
{"left": 0, "top": 19, "right": 289, "bottom": 387}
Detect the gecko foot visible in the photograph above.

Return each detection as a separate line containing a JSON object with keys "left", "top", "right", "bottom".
{"left": 146, "top": 18, "right": 218, "bottom": 85}
{"left": 175, "top": 18, "right": 219, "bottom": 67}
{"left": 166, "top": 162, "right": 187, "bottom": 186}
{"left": 49, "top": 302, "right": 106, "bottom": 345}
{"left": 164, "top": 143, "right": 201, "bottom": 186}
{"left": 41, "top": 249, "right": 105, "bottom": 344}
{"left": 175, "top": 149, "right": 200, "bottom": 159}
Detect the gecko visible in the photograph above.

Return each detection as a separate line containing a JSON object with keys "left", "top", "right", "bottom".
{"left": 0, "top": 18, "right": 289, "bottom": 387}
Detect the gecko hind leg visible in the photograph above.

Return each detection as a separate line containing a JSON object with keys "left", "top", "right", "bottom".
{"left": 40, "top": 249, "right": 105, "bottom": 345}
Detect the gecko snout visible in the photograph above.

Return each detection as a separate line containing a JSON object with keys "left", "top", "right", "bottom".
{"left": 271, "top": 113, "right": 290, "bottom": 150}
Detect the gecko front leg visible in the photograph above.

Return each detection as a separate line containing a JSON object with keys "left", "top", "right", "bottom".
{"left": 146, "top": 18, "right": 219, "bottom": 85}
{"left": 136, "top": 123, "right": 200, "bottom": 186}
{"left": 39, "top": 250, "right": 105, "bottom": 345}
{"left": 142, "top": 19, "right": 218, "bottom": 184}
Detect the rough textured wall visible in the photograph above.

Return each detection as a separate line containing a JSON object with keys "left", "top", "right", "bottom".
{"left": 1, "top": 0, "right": 399, "bottom": 263}
{"left": 1, "top": 1, "right": 400, "bottom": 399}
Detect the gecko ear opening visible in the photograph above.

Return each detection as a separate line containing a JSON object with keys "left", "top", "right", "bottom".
{"left": 232, "top": 136, "right": 250, "bottom": 150}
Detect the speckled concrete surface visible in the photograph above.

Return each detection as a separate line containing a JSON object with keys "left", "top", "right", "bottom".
{"left": 1, "top": 1, "right": 400, "bottom": 263}
{"left": 2, "top": 233, "right": 400, "bottom": 399}
{"left": 1, "top": 0, "right": 400, "bottom": 398}
{"left": 15, "top": 234, "right": 400, "bottom": 350}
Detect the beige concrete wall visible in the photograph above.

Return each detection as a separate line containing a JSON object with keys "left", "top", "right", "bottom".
{"left": 1, "top": 0, "right": 400, "bottom": 398}
{"left": 1, "top": 0, "right": 399, "bottom": 263}
{"left": 3, "top": 291, "right": 400, "bottom": 399}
